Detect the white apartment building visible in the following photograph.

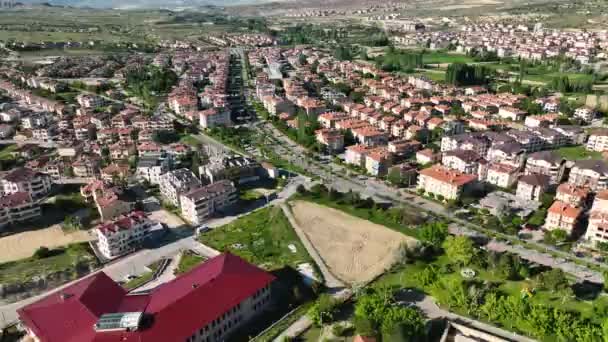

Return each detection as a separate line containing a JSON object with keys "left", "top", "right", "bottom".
{"left": 568, "top": 160, "right": 608, "bottom": 191}
{"left": 95, "top": 211, "right": 156, "bottom": 259}
{"left": 180, "top": 180, "right": 237, "bottom": 225}
{"left": 417, "top": 165, "right": 477, "bottom": 200}
{"left": 574, "top": 106, "right": 596, "bottom": 123}
{"left": 524, "top": 151, "right": 565, "bottom": 184}
{"left": 0, "top": 192, "right": 41, "bottom": 228}
{"left": 545, "top": 201, "right": 582, "bottom": 234}
{"left": 0, "top": 167, "right": 52, "bottom": 199}
{"left": 136, "top": 157, "right": 170, "bottom": 185}
{"left": 586, "top": 128, "right": 608, "bottom": 152}
{"left": 199, "top": 108, "right": 231, "bottom": 129}
{"left": 486, "top": 163, "right": 519, "bottom": 188}
{"left": 159, "top": 168, "right": 201, "bottom": 207}
{"left": 76, "top": 94, "right": 107, "bottom": 109}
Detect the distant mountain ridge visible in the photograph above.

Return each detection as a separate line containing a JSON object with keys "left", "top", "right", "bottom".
{"left": 19, "top": 0, "right": 277, "bottom": 9}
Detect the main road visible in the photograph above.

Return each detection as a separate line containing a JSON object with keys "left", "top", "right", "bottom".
{"left": 252, "top": 120, "right": 607, "bottom": 284}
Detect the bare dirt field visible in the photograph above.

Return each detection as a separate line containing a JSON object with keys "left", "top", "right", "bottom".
{"left": 290, "top": 200, "right": 417, "bottom": 285}
{"left": 0, "top": 226, "right": 93, "bottom": 263}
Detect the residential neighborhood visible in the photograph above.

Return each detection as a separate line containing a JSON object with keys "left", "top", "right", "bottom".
{"left": 4, "top": 1, "right": 608, "bottom": 341}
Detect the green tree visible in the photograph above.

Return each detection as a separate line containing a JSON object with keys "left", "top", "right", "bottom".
{"left": 442, "top": 236, "right": 476, "bottom": 266}
{"left": 417, "top": 222, "right": 449, "bottom": 247}
{"left": 308, "top": 294, "right": 338, "bottom": 326}
{"left": 536, "top": 269, "right": 569, "bottom": 292}
{"left": 33, "top": 246, "right": 52, "bottom": 259}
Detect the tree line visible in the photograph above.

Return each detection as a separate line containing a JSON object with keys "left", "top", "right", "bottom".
{"left": 445, "top": 63, "right": 493, "bottom": 86}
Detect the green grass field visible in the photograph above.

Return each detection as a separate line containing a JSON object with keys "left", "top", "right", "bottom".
{"left": 239, "top": 189, "right": 264, "bottom": 201}
{"left": 422, "top": 51, "right": 475, "bottom": 65}
{"left": 0, "top": 144, "right": 18, "bottom": 161}
{"left": 174, "top": 251, "right": 206, "bottom": 275}
{"left": 0, "top": 243, "right": 97, "bottom": 284}
{"left": 556, "top": 146, "right": 603, "bottom": 161}
{"left": 198, "top": 206, "right": 313, "bottom": 270}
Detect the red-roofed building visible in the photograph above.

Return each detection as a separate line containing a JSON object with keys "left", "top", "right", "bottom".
{"left": 546, "top": 201, "right": 582, "bottom": 234}
{"left": 417, "top": 164, "right": 477, "bottom": 200}
{"left": 95, "top": 211, "right": 153, "bottom": 259}
{"left": 0, "top": 192, "right": 40, "bottom": 228}
{"left": 18, "top": 253, "right": 274, "bottom": 342}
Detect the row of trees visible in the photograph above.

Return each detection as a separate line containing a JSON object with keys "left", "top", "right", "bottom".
{"left": 375, "top": 48, "right": 423, "bottom": 73}
{"left": 445, "top": 63, "right": 493, "bottom": 86}
{"left": 550, "top": 76, "right": 594, "bottom": 93}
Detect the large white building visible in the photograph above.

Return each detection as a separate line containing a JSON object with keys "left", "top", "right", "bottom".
{"left": 199, "top": 108, "right": 231, "bottom": 129}
{"left": 180, "top": 180, "right": 238, "bottom": 225}
{"left": 136, "top": 156, "right": 170, "bottom": 185}
{"left": 0, "top": 167, "right": 52, "bottom": 199}
{"left": 417, "top": 164, "right": 477, "bottom": 200}
{"left": 159, "top": 168, "right": 201, "bottom": 207}
{"left": 18, "top": 253, "right": 274, "bottom": 342}
{"left": 0, "top": 192, "right": 41, "bottom": 229}
{"left": 95, "top": 211, "right": 157, "bottom": 259}
{"left": 586, "top": 128, "right": 608, "bottom": 152}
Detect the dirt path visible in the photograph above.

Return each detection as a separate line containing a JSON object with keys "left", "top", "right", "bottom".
{"left": 0, "top": 226, "right": 93, "bottom": 263}
{"left": 289, "top": 201, "right": 417, "bottom": 285}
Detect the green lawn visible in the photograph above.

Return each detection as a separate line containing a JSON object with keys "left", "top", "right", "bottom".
{"left": 524, "top": 72, "right": 594, "bottom": 84}
{"left": 0, "top": 243, "right": 97, "bottom": 284}
{"left": 415, "top": 70, "right": 446, "bottom": 83}
{"left": 123, "top": 260, "right": 162, "bottom": 290}
{"left": 198, "top": 206, "right": 313, "bottom": 271}
{"left": 174, "top": 251, "right": 206, "bottom": 275}
{"left": 239, "top": 189, "right": 264, "bottom": 201}
{"left": 0, "top": 144, "right": 18, "bottom": 161}
{"left": 556, "top": 146, "right": 603, "bottom": 161}
{"left": 179, "top": 134, "right": 202, "bottom": 147}
{"left": 422, "top": 51, "right": 475, "bottom": 65}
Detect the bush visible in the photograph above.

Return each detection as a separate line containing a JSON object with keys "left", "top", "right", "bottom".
{"left": 308, "top": 294, "right": 339, "bottom": 326}
{"left": 332, "top": 324, "right": 347, "bottom": 337}
{"left": 33, "top": 246, "right": 52, "bottom": 259}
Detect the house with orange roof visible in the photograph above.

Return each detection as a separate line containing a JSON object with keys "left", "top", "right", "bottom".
{"left": 545, "top": 201, "right": 582, "bottom": 234}
{"left": 345, "top": 144, "right": 375, "bottom": 168}
{"left": 417, "top": 164, "right": 477, "bottom": 200}
{"left": 556, "top": 183, "right": 590, "bottom": 207}
{"left": 315, "top": 129, "right": 344, "bottom": 153}
{"left": 417, "top": 148, "right": 439, "bottom": 165}
{"left": 391, "top": 120, "right": 407, "bottom": 138}
{"left": 524, "top": 114, "right": 558, "bottom": 128}
{"left": 365, "top": 148, "right": 393, "bottom": 176}
{"left": 427, "top": 117, "right": 445, "bottom": 130}
{"left": 352, "top": 127, "right": 388, "bottom": 147}
{"left": 318, "top": 112, "right": 349, "bottom": 129}
{"left": 486, "top": 162, "right": 519, "bottom": 188}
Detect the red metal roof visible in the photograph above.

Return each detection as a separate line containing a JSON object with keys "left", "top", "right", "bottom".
{"left": 18, "top": 253, "right": 275, "bottom": 342}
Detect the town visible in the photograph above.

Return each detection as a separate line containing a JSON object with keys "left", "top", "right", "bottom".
{"left": 2, "top": 1, "right": 608, "bottom": 342}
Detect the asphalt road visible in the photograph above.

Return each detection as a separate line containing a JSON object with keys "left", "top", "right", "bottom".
{"left": 252, "top": 120, "right": 608, "bottom": 284}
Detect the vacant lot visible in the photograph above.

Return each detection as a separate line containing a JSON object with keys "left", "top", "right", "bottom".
{"left": 0, "top": 226, "right": 93, "bottom": 263}
{"left": 290, "top": 201, "right": 416, "bottom": 285}
{"left": 557, "top": 146, "right": 603, "bottom": 161}
{"left": 0, "top": 243, "right": 97, "bottom": 284}
{"left": 199, "top": 206, "right": 313, "bottom": 270}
